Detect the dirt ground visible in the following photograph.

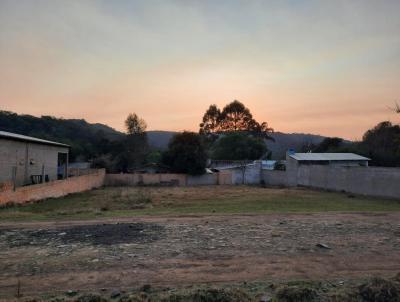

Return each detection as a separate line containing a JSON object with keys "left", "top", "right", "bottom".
{"left": 1, "top": 213, "right": 400, "bottom": 299}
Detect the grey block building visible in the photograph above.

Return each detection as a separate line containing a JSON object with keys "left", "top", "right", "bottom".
{"left": 0, "top": 131, "right": 69, "bottom": 187}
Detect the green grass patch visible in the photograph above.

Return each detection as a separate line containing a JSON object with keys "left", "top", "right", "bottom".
{"left": 1, "top": 186, "right": 400, "bottom": 222}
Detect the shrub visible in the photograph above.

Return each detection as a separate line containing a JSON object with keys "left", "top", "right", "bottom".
{"left": 358, "top": 277, "right": 399, "bottom": 302}
{"left": 274, "top": 285, "right": 317, "bottom": 302}
{"left": 75, "top": 294, "right": 108, "bottom": 302}
{"left": 162, "top": 132, "right": 207, "bottom": 175}
{"left": 119, "top": 293, "right": 149, "bottom": 302}
{"left": 161, "top": 288, "right": 252, "bottom": 302}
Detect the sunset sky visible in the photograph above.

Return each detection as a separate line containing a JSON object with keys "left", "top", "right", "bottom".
{"left": 0, "top": 0, "right": 399, "bottom": 140}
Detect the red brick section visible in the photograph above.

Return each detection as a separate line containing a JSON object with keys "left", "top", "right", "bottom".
{"left": 0, "top": 181, "right": 13, "bottom": 193}
{"left": 0, "top": 169, "right": 105, "bottom": 205}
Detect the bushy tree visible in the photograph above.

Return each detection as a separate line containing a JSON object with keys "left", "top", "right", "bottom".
{"left": 361, "top": 121, "right": 400, "bottom": 166}
{"left": 146, "top": 150, "right": 162, "bottom": 164}
{"left": 212, "top": 132, "right": 267, "bottom": 161}
{"left": 212, "top": 132, "right": 268, "bottom": 183}
{"left": 125, "top": 113, "right": 147, "bottom": 134}
{"left": 117, "top": 134, "right": 149, "bottom": 172}
{"left": 313, "top": 137, "right": 344, "bottom": 152}
{"left": 219, "top": 100, "right": 257, "bottom": 132}
{"left": 199, "top": 104, "right": 221, "bottom": 137}
{"left": 110, "top": 113, "right": 148, "bottom": 172}
{"left": 162, "top": 132, "right": 207, "bottom": 175}
{"left": 199, "top": 100, "right": 273, "bottom": 139}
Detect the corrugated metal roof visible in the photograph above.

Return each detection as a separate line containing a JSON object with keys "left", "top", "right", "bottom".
{"left": 289, "top": 153, "right": 370, "bottom": 161}
{"left": 0, "top": 131, "right": 69, "bottom": 148}
{"left": 217, "top": 162, "right": 257, "bottom": 170}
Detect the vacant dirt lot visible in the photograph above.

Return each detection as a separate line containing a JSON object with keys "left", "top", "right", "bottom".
{"left": 1, "top": 212, "right": 400, "bottom": 298}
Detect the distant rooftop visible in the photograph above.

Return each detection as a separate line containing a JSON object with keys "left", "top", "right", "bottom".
{"left": 289, "top": 153, "right": 370, "bottom": 161}
{"left": 0, "top": 131, "right": 69, "bottom": 148}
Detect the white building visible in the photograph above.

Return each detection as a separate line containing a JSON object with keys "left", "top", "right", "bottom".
{"left": 287, "top": 152, "right": 370, "bottom": 167}
{"left": 0, "top": 131, "right": 69, "bottom": 187}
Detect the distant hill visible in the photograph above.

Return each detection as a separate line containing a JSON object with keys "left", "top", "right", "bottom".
{"left": 0, "top": 110, "right": 328, "bottom": 160}
{"left": 0, "top": 111, "right": 124, "bottom": 160}
{"left": 0, "top": 111, "right": 123, "bottom": 141}
{"left": 268, "top": 132, "right": 326, "bottom": 159}
{"left": 147, "top": 131, "right": 178, "bottom": 150}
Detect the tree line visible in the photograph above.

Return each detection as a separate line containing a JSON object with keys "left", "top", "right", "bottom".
{"left": 302, "top": 121, "right": 400, "bottom": 167}
{"left": 158, "top": 100, "right": 400, "bottom": 173}
{"left": 1, "top": 99, "right": 399, "bottom": 174}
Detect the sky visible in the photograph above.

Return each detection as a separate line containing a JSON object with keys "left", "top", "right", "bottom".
{"left": 0, "top": 0, "right": 399, "bottom": 140}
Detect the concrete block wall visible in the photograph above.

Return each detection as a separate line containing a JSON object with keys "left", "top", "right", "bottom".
{"left": 105, "top": 172, "right": 234, "bottom": 187}
{"left": 218, "top": 171, "right": 233, "bottom": 185}
{"left": 158, "top": 173, "right": 187, "bottom": 186}
{"left": 296, "top": 165, "right": 400, "bottom": 199}
{"left": 104, "top": 173, "right": 139, "bottom": 186}
{"left": 0, "top": 181, "right": 13, "bottom": 193}
{"left": 285, "top": 155, "right": 299, "bottom": 187}
{"left": 0, "top": 169, "right": 105, "bottom": 205}
{"left": 105, "top": 173, "right": 188, "bottom": 186}
{"left": 230, "top": 161, "right": 262, "bottom": 185}
{"left": 262, "top": 163, "right": 400, "bottom": 198}
{"left": 262, "top": 170, "right": 288, "bottom": 186}
{"left": 187, "top": 173, "right": 218, "bottom": 186}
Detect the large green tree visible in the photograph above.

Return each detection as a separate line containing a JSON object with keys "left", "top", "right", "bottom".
{"left": 212, "top": 132, "right": 267, "bottom": 161}
{"left": 212, "top": 132, "right": 268, "bottom": 183}
{"left": 162, "top": 132, "right": 207, "bottom": 175}
{"left": 360, "top": 121, "right": 400, "bottom": 166}
{"left": 115, "top": 113, "right": 149, "bottom": 172}
{"left": 113, "top": 133, "right": 148, "bottom": 172}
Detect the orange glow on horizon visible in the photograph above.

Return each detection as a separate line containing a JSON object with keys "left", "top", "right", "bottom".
{"left": 0, "top": 1, "right": 399, "bottom": 140}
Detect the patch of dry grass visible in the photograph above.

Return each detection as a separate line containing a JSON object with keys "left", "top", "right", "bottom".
{"left": 1, "top": 186, "right": 400, "bottom": 221}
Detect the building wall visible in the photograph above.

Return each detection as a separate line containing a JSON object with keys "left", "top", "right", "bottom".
{"left": 0, "top": 169, "right": 105, "bottom": 205}
{"left": 261, "top": 155, "right": 400, "bottom": 198}
{"left": 262, "top": 170, "right": 288, "bottom": 186}
{"left": 0, "top": 138, "right": 68, "bottom": 186}
{"left": 295, "top": 165, "right": 400, "bottom": 199}
{"left": 228, "top": 161, "right": 262, "bottom": 185}
{"left": 218, "top": 171, "right": 233, "bottom": 185}
{"left": 327, "top": 160, "right": 368, "bottom": 167}
{"left": 105, "top": 172, "right": 233, "bottom": 187}
{"left": 187, "top": 173, "right": 218, "bottom": 186}
{"left": 105, "top": 173, "right": 188, "bottom": 186}
{"left": 285, "top": 155, "right": 299, "bottom": 187}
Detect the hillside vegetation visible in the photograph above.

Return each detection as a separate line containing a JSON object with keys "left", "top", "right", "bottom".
{"left": 0, "top": 110, "right": 326, "bottom": 160}
{"left": 0, "top": 111, "right": 124, "bottom": 160}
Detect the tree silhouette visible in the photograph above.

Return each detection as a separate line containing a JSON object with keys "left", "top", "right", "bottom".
{"left": 125, "top": 113, "right": 147, "bottom": 135}
{"left": 199, "top": 100, "right": 273, "bottom": 139}
{"left": 394, "top": 101, "right": 400, "bottom": 113}
{"left": 162, "top": 132, "right": 207, "bottom": 175}
{"left": 199, "top": 104, "right": 221, "bottom": 136}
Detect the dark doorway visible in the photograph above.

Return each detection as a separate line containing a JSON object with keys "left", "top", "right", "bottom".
{"left": 57, "top": 153, "right": 68, "bottom": 179}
